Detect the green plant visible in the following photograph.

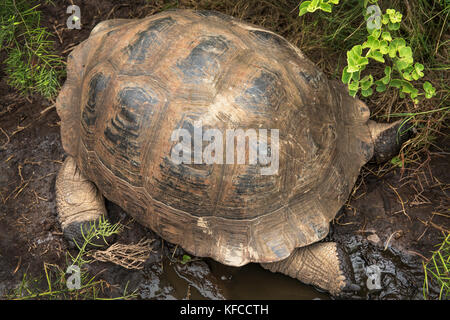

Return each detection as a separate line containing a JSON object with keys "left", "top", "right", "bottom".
{"left": 9, "top": 218, "right": 136, "bottom": 300}
{"left": 299, "top": 0, "right": 436, "bottom": 103}
{"left": 71, "top": 216, "right": 123, "bottom": 266}
{"left": 423, "top": 234, "right": 450, "bottom": 300}
{"left": 390, "top": 155, "right": 403, "bottom": 168}
{"left": 0, "top": 0, "right": 64, "bottom": 99}
{"left": 180, "top": 254, "right": 192, "bottom": 264}
{"left": 299, "top": 0, "right": 340, "bottom": 15}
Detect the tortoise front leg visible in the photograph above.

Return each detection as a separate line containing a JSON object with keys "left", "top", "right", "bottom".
{"left": 56, "top": 156, "right": 111, "bottom": 248}
{"left": 260, "top": 242, "right": 359, "bottom": 296}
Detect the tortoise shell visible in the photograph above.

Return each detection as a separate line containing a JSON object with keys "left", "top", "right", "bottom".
{"left": 56, "top": 9, "right": 374, "bottom": 266}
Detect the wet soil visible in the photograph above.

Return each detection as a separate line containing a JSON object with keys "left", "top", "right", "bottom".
{"left": 0, "top": 0, "right": 448, "bottom": 300}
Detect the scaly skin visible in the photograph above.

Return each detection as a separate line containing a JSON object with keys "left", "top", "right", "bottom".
{"left": 260, "top": 242, "right": 357, "bottom": 296}
{"left": 56, "top": 156, "right": 108, "bottom": 247}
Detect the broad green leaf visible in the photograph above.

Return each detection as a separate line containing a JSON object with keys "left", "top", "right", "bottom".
{"left": 368, "top": 50, "right": 385, "bottom": 63}
{"left": 384, "top": 66, "right": 392, "bottom": 77}
{"left": 299, "top": 1, "right": 311, "bottom": 16}
{"left": 391, "top": 156, "right": 402, "bottom": 167}
{"left": 389, "top": 38, "right": 406, "bottom": 58}
{"left": 410, "top": 89, "right": 419, "bottom": 99}
{"left": 364, "top": 36, "right": 380, "bottom": 50}
{"left": 309, "top": 0, "right": 320, "bottom": 12}
{"left": 400, "top": 81, "right": 415, "bottom": 94}
{"left": 361, "top": 88, "right": 373, "bottom": 97}
{"left": 413, "top": 63, "right": 424, "bottom": 78}
{"left": 391, "top": 11, "right": 403, "bottom": 23}
{"left": 386, "top": 9, "right": 395, "bottom": 16}
{"left": 319, "top": 3, "right": 332, "bottom": 12}
{"left": 352, "top": 44, "right": 363, "bottom": 56}
{"left": 415, "top": 63, "right": 424, "bottom": 72}
{"left": 360, "top": 75, "right": 373, "bottom": 90}
{"left": 388, "top": 46, "right": 397, "bottom": 58}
{"left": 388, "top": 22, "right": 400, "bottom": 30}
{"left": 403, "top": 65, "right": 414, "bottom": 73}
{"left": 395, "top": 58, "right": 411, "bottom": 71}
{"left": 402, "top": 72, "right": 412, "bottom": 81}
{"left": 381, "top": 69, "right": 391, "bottom": 84}
{"left": 347, "top": 45, "right": 366, "bottom": 72}
{"left": 358, "top": 54, "right": 369, "bottom": 64}
{"left": 390, "top": 79, "right": 403, "bottom": 88}
{"left": 341, "top": 66, "right": 352, "bottom": 84}
{"left": 393, "top": 38, "right": 406, "bottom": 48}
{"left": 348, "top": 80, "right": 359, "bottom": 91}
{"left": 379, "top": 40, "right": 389, "bottom": 54}
{"left": 351, "top": 70, "right": 361, "bottom": 82}
{"left": 399, "top": 46, "right": 412, "bottom": 58}
{"left": 411, "top": 70, "right": 420, "bottom": 80}
{"left": 371, "top": 29, "right": 381, "bottom": 39}
{"left": 347, "top": 63, "right": 359, "bottom": 73}
{"left": 347, "top": 50, "right": 359, "bottom": 68}
{"left": 381, "top": 32, "right": 392, "bottom": 41}
{"left": 375, "top": 80, "right": 387, "bottom": 92}
{"left": 348, "top": 89, "right": 358, "bottom": 97}
{"left": 181, "top": 255, "right": 191, "bottom": 264}
{"left": 423, "top": 81, "right": 436, "bottom": 98}
{"left": 362, "top": 38, "right": 372, "bottom": 49}
{"left": 423, "top": 81, "right": 433, "bottom": 92}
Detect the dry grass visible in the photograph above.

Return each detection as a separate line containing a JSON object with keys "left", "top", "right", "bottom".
{"left": 89, "top": 238, "right": 155, "bottom": 270}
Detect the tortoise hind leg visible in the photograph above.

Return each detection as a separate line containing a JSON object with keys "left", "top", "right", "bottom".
{"left": 56, "top": 156, "right": 112, "bottom": 248}
{"left": 260, "top": 242, "right": 360, "bottom": 296}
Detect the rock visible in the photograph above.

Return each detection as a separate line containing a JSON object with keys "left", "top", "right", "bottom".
{"left": 367, "top": 233, "right": 381, "bottom": 245}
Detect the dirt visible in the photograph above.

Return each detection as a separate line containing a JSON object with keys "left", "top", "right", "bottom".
{"left": 0, "top": 0, "right": 448, "bottom": 300}
{"left": 329, "top": 147, "right": 450, "bottom": 299}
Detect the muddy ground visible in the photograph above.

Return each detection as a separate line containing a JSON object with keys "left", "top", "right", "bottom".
{"left": 0, "top": 0, "right": 448, "bottom": 300}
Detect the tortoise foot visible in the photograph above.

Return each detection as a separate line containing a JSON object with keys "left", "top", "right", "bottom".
{"left": 56, "top": 156, "right": 113, "bottom": 248}
{"left": 260, "top": 242, "right": 360, "bottom": 296}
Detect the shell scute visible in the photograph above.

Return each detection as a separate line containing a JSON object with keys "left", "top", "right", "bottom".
{"left": 56, "top": 9, "right": 374, "bottom": 266}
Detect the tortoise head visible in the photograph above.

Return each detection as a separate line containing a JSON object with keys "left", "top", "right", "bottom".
{"left": 368, "top": 119, "right": 413, "bottom": 164}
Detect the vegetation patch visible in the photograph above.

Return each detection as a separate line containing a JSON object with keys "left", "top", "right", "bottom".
{"left": 0, "top": 0, "right": 64, "bottom": 99}
{"left": 423, "top": 234, "right": 450, "bottom": 300}
{"left": 8, "top": 218, "right": 136, "bottom": 300}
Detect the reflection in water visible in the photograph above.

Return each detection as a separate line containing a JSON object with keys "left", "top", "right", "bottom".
{"left": 207, "top": 259, "right": 330, "bottom": 300}
{"left": 138, "top": 256, "right": 329, "bottom": 300}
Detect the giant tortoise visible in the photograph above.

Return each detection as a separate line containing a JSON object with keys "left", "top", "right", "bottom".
{"left": 55, "top": 9, "right": 409, "bottom": 295}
